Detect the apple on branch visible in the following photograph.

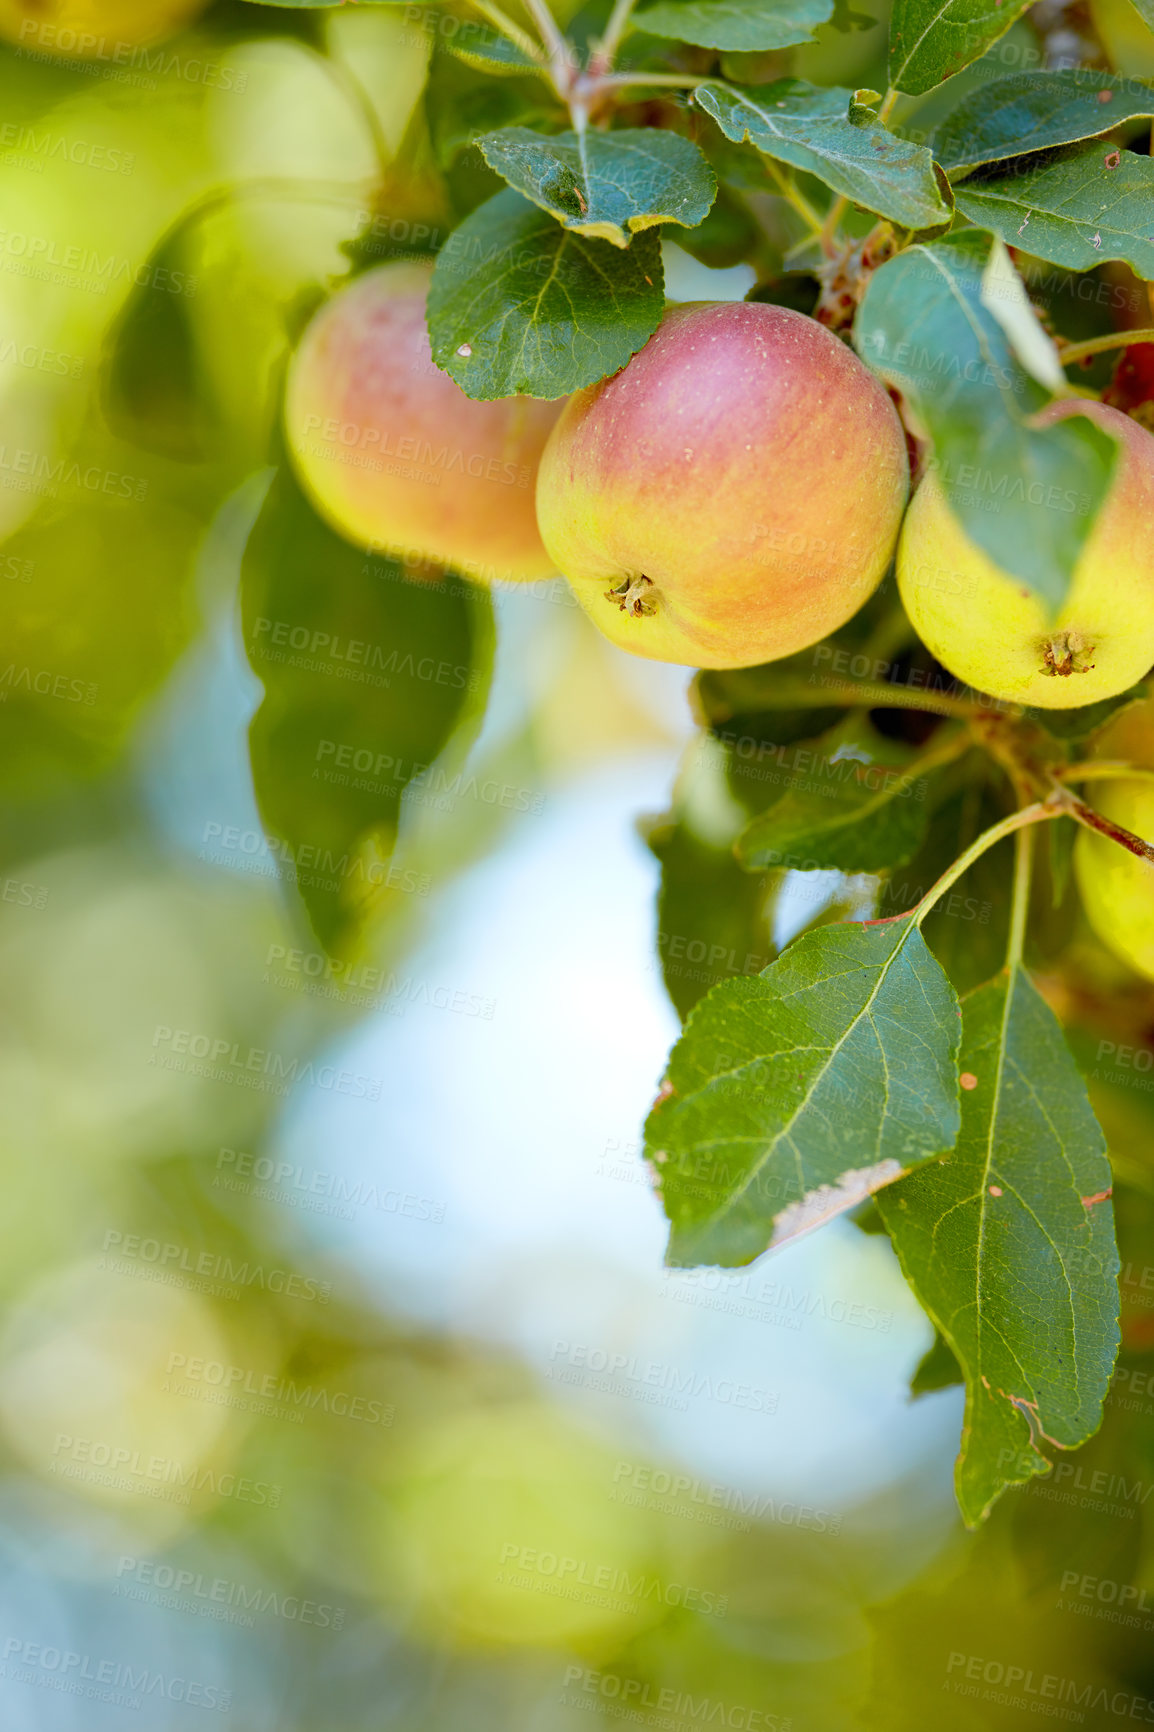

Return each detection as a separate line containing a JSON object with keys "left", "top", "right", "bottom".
{"left": 534, "top": 301, "right": 910, "bottom": 670}
{"left": 286, "top": 262, "right": 562, "bottom": 585}
{"left": 898, "top": 400, "right": 1154, "bottom": 710}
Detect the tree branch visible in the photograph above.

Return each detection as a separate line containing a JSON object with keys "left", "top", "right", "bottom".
{"left": 1056, "top": 783, "right": 1154, "bottom": 864}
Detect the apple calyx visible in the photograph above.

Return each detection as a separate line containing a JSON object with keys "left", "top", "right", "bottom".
{"left": 605, "top": 575, "right": 657, "bottom": 618}
{"left": 1041, "top": 629, "right": 1097, "bottom": 678}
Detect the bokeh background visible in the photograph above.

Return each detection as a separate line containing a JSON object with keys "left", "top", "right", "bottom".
{"left": 3, "top": 3, "right": 1154, "bottom": 1729}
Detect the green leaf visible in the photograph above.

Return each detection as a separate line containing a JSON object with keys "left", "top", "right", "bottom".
{"left": 101, "top": 231, "right": 221, "bottom": 462}
{"left": 646, "top": 915, "right": 962, "bottom": 1265}
{"left": 735, "top": 716, "right": 954, "bottom": 873}
{"left": 427, "top": 188, "right": 665, "bottom": 399}
{"left": 956, "top": 144, "right": 1154, "bottom": 279}
{"left": 477, "top": 127, "right": 716, "bottom": 247}
{"left": 1025, "top": 684, "right": 1149, "bottom": 743}
{"left": 932, "top": 70, "right": 1154, "bottom": 175}
{"left": 888, "top": 0, "right": 1035, "bottom": 96}
{"left": 877, "top": 967, "right": 1120, "bottom": 1526}
{"left": 1048, "top": 816, "right": 1076, "bottom": 907}
{"left": 855, "top": 230, "right": 1118, "bottom": 611}
{"left": 695, "top": 79, "right": 952, "bottom": 230}
{"left": 425, "top": 51, "right": 557, "bottom": 169}
{"left": 446, "top": 33, "right": 541, "bottom": 73}
{"left": 674, "top": 181, "right": 762, "bottom": 267}
{"left": 646, "top": 816, "right": 777, "bottom": 1022}
{"left": 879, "top": 779, "right": 1010, "bottom": 996}
{"left": 910, "top": 1328, "right": 963, "bottom": 1395}
{"left": 635, "top": 0, "right": 833, "bottom": 50}
{"left": 240, "top": 466, "right": 492, "bottom": 955}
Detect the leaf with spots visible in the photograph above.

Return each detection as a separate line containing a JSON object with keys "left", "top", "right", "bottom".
{"left": 877, "top": 967, "right": 1120, "bottom": 1526}
{"left": 695, "top": 79, "right": 951, "bottom": 231}
{"left": 477, "top": 127, "right": 717, "bottom": 248}
{"left": 955, "top": 142, "right": 1154, "bottom": 279}
{"left": 427, "top": 188, "right": 665, "bottom": 400}
{"left": 931, "top": 70, "right": 1154, "bottom": 177}
{"left": 646, "top": 915, "right": 962, "bottom": 1267}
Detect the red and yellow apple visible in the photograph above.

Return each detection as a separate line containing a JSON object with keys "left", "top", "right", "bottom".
{"left": 1075, "top": 697, "right": 1154, "bottom": 978}
{"left": 898, "top": 399, "right": 1154, "bottom": 709}
{"left": 285, "top": 262, "right": 561, "bottom": 583}
{"left": 534, "top": 300, "right": 909, "bottom": 669}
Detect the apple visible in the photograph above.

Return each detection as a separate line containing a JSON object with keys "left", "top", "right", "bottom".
{"left": 285, "top": 262, "right": 561, "bottom": 583}
{"left": 0, "top": 0, "right": 207, "bottom": 51}
{"left": 533, "top": 300, "right": 909, "bottom": 669}
{"left": 1075, "top": 697, "right": 1154, "bottom": 979}
{"left": 898, "top": 399, "right": 1154, "bottom": 709}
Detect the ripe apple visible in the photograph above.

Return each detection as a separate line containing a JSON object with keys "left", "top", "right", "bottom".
{"left": 534, "top": 301, "right": 909, "bottom": 669}
{"left": 0, "top": 0, "right": 206, "bottom": 50}
{"left": 898, "top": 399, "right": 1154, "bottom": 709}
{"left": 285, "top": 262, "right": 561, "bottom": 583}
{"left": 1075, "top": 697, "right": 1154, "bottom": 979}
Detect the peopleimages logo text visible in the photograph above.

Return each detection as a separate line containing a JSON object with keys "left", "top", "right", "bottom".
{"left": 150, "top": 1025, "right": 382, "bottom": 1100}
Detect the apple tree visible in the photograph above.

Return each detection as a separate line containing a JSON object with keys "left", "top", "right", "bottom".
{"left": 109, "top": 0, "right": 1154, "bottom": 1528}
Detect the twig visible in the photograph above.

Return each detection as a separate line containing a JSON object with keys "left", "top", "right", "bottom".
{"left": 590, "top": 72, "right": 708, "bottom": 92}
{"left": 523, "top": 0, "right": 570, "bottom": 62}
{"left": 782, "top": 673, "right": 1002, "bottom": 720}
{"left": 1058, "top": 327, "right": 1154, "bottom": 366}
{"left": 913, "top": 800, "right": 1064, "bottom": 926}
{"left": 463, "top": 0, "right": 547, "bottom": 64}
{"left": 820, "top": 194, "right": 848, "bottom": 257}
{"left": 1055, "top": 782, "right": 1154, "bottom": 864}
{"left": 1057, "top": 761, "right": 1154, "bottom": 790}
{"left": 1006, "top": 821, "right": 1035, "bottom": 969}
{"left": 589, "top": 0, "right": 639, "bottom": 74}
{"left": 764, "top": 159, "right": 825, "bottom": 241}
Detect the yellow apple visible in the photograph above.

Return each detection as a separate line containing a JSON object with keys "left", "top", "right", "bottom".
{"left": 1075, "top": 697, "right": 1154, "bottom": 978}
{"left": 898, "top": 399, "right": 1154, "bottom": 709}
{"left": 285, "top": 262, "right": 562, "bottom": 583}
{"left": 0, "top": 0, "right": 206, "bottom": 52}
{"left": 534, "top": 300, "right": 909, "bottom": 669}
